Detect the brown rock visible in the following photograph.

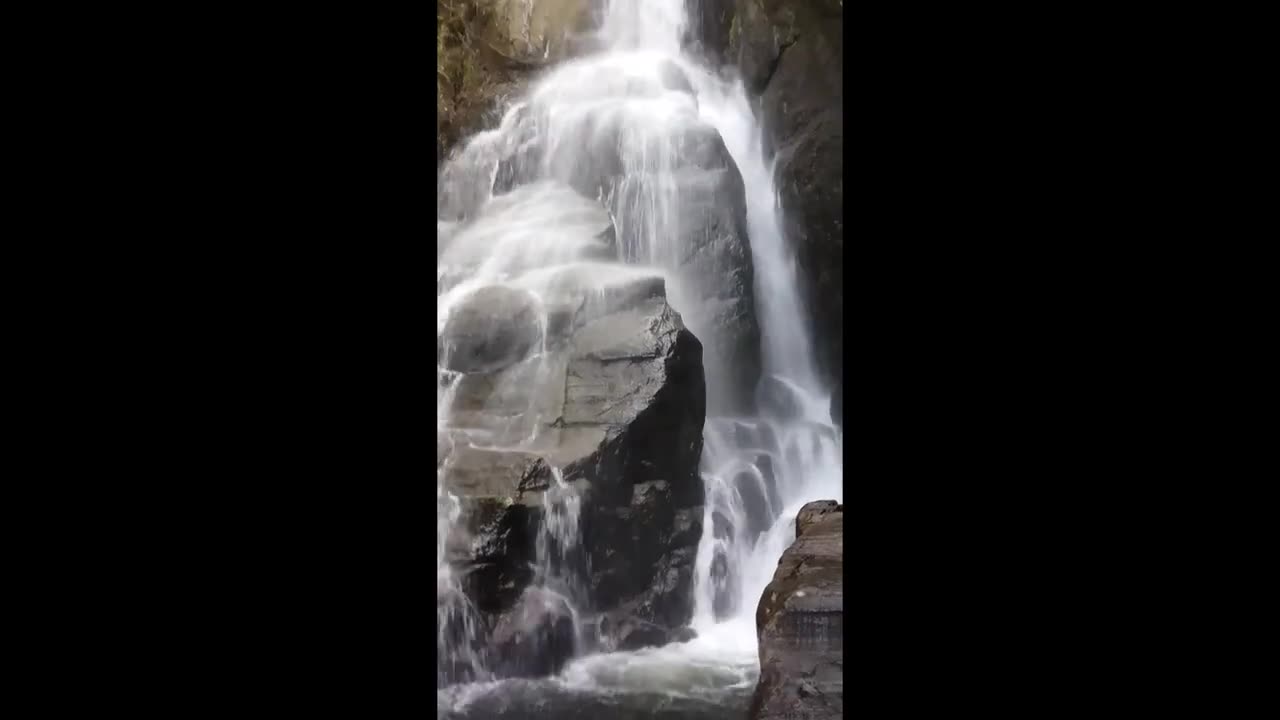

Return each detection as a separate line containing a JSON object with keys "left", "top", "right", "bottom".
{"left": 749, "top": 500, "right": 843, "bottom": 720}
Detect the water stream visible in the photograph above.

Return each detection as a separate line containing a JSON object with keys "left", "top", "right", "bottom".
{"left": 438, "top": 1, "right": 842, "bottom": 716}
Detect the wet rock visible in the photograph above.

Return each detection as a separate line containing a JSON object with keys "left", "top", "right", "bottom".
{"left": 437, "top": 431, "right": 453, "bottom": 468}
{"left": 443, "top": 445, "right": 552, "bottom": 614}
{"left": 688, "top": 0, "right": 736, "bottom": 68}
{"left": 616, "top": 616, "right": 671, "bottom": 651}
{"left": 663, "top": 124, "right": 762, "bottom": 413}
{"left": 755, "top": 453, "right": 782, "bottom": 512}
{"left": 670, "top": 626, "right": 698, "bottom": 643}
{"left": 670, "top": 506, "right": 704, "bottom": 548}
{"left": 757, "top": 374, "right": 806, "bottom": 421}
{"left": 755, "top": 0, "right": 844, "bottom": 412}
{"left": 597, "top": 543, "right": 698, "bottom": 641}
{"left": 558, "top": 295, "right": 706, "bottom": 509}
{"left": 710, "top": 547, "right": 734, "bottom": 619}
{"left": 491, "top": 587, "right": 578, "bottom": 679}
{"left": 440, "top": 182, "right": 617, "bottom": 279}
{"left": 442, "top": 281, "right": 706, "bottom": 637}
{"left": 712, "top": 509, "right": 735, "bottom": 539}
{"left": 446, "top": 446, "right": 555, "bottom": 501}
{"left": 733, "top": 419, "right": 780, "bottom": 455}
{"left": 796, "top": 499, "right": 840, "bottom": 537}
{"left": 439, "top": 285, "right": 544, "bottom": 374}
{"left": 749, "top": 500, "right": 843, "bottom": 720}
{"left": 583, "top": 481, "right": 673, "bottom": 604}
{"left": 693, "top": 0, "right": 844, "bottom": 417}
{"left": 734, "top": 466, "right": 774, "bottom": 538}
{"left": 638, "top": 545, "right": 698, "bottom": 628}
{"left": 501, "top": 118, "right": 762, "bottom": 412}
{"left": 658, "top": 60, "right": 695, "bottom": 96}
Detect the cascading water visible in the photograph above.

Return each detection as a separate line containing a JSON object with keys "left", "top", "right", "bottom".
{"left": 438, "top": 0, "right": 841, "bottom": 716}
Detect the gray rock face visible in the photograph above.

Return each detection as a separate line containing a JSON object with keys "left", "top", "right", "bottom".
{"left": 439, "top": 286, "right": 544, "bottom": 374}
{"left": 439, "top": 270, "right": 707, "bottom": 660}
{"left": 749, "top": 500, "right": 843, "bottom": 720}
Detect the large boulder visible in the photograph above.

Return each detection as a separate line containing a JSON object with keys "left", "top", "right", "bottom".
{"left": 749, "top": 500, "right": 844, "bottom": 720}
{"left": 439, "top": 269, "right": 707, "bottom": 649}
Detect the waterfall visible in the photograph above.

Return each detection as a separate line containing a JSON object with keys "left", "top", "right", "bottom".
{"left": 438, "top": 0, "right": 842, "bottom": 708}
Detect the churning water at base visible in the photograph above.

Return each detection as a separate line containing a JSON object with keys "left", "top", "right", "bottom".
{"left": 438, "top": 0, "right": 841, "bottom": 715}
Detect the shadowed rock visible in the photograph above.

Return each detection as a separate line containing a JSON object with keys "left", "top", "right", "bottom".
{"left": 491, "top": 587, "right": 577, "bottom": 679}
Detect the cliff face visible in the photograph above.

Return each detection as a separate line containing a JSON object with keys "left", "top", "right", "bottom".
{"left": 750, "top": 500, "right": 844, "bottom": 720}
{"left": 697, "top": 0, "right": 845, "bottom": 425}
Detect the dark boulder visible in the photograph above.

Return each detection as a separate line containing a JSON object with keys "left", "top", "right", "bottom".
{"left": 491, "top": 587, "right": 578, "bottom": 679}
{"left": 734, "top": 465, "right": 775, "bottom": 538}
{"left": 710, "top": 546, "right": 734, "bottom": 620}
{"left": 635, "top": 545, "right": 699, "bottom": 629}
{"left": 670, "top": 506, "right": 704, "bottom": 548}
{"left": 615, "top": 617, "right": 671, "bottom": 651}
{"left": 749, "top": 500, "right": 843, "bottom": 720}
{"left": 445, "top": 446, "right": 551, "bottom": 613}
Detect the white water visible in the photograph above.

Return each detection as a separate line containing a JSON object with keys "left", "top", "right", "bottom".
{"left": 438, "top": 0, "right": 842, "bottom": 708}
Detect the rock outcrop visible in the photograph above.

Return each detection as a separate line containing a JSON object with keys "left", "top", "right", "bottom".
{"left": 749, "top": 500, "right": 844, "bottom": 720}
{"left": 438, "top": 194, "right": 708, "bottom": 671}
{"left": 490, "top": 587, "right": 577, "bottom": 678}
{"left": 697, "top": 0, "right": 845, "bottom": 423}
